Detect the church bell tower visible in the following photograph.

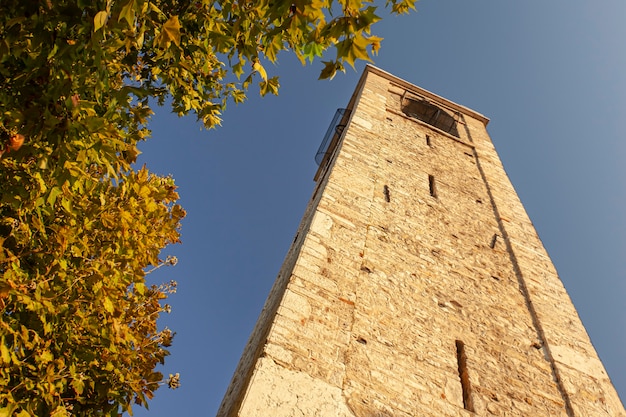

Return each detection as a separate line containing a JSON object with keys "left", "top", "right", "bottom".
{"left": 217, "top": 66, "right": 625, "bottom": 417}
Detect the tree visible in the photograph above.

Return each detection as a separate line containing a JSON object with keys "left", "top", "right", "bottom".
{"left": 0, "top": 0, "right": 415, "bottom": 414}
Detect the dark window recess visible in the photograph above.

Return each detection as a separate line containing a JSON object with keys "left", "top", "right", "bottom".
{"left": 455, "top": 340, "right": 475, "bottom": 412}
{"left": 426, "top": 135, "right": 431, "bottom": 146}
{"left": 428, "top": 175, "right": 437, "bottom": 198}
{"left": 383, "top": 185, "right": 391, "bottom": 202}
{"left": 401, "top": 96, "right": 460, "bottom": 138}
{"left": 490, "top": 234, "right": 498, "bottom": 249}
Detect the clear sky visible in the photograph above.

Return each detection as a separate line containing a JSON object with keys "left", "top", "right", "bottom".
{"left": 134, "top": 1, "right": 626, "bottom": 415}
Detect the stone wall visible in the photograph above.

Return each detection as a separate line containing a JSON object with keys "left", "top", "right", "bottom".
{"left": 217, "top": 66, "right": 625, "bottom": 417}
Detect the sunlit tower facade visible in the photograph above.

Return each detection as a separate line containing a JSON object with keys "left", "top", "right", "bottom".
{"left": 218, "top": 66, "right": 625, "bottom": 417}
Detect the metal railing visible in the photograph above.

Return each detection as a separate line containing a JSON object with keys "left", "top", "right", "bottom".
{"left": 315, "top": 108, "right": 350, "bottom": 166}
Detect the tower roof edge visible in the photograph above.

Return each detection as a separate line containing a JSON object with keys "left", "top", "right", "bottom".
{"left": 363, "top": 64, "right": 490, "bottom": 126}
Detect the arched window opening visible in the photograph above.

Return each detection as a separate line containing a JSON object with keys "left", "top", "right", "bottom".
{"left": 401, "top": 96, "right": 460, "bottom": 138}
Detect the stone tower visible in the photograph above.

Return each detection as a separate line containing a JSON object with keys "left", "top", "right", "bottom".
{"left": 217, "top": 66, "right": 625, "bottom": 417}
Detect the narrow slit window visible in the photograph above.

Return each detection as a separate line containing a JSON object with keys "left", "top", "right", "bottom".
{"left": 426, "top": 135, "right": 431, "bottom": 146}
{"left": 383, "top": 185, "right": 391, "bottom": 202}
{"left": 490, "top": 234, "right": 498, "bottom": 249}
{"left": 428, "top": 175, "right": 437, "bottom": 198}
{"left": 455, "top": 340, "right": 474, "bottom": 412}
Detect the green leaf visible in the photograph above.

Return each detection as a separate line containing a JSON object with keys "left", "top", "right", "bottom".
{"left": 242, "top": 73, "right": 254, "bottom": 90}
{"left": 94, "top": 11, "right": 108, "bottom": 32}
{"left": 262, "top": 35, "right": 284, "bottom": 62}
{"left": 319, "top": 60, "right": 343, "bottom": 80}
{"left": 303, "top": 42, "right": 324, "bottom": 64}
{"left": 360, "top": 6, "right": 382, "bottom": 29}
{"left": 71, "top": 378, "right": 85, "bottom": 395}
{"left": 60, "top": 198, "right": 72, "bottom": 214}
{"left": 46, "top": 43, "right": 58, "bottom": 60}
{"left": 336, "top": 35, "right": 371, "bottom": 68}
{"left": 47, "top": 187, "right": 62, "bottom": 207}
{"left": 259, "top": 77, "right": 280, "bottom": 96}
{"left": 388, "top": 0, "right": 417, "bottom": 14}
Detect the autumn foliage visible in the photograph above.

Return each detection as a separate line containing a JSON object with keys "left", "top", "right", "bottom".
{"left": 0, "top": 0, "right": 415, "bottom": 415}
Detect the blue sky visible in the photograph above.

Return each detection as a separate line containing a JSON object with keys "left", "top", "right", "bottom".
{"left": 134, "top": 1, "right": 626, "bottom": 415}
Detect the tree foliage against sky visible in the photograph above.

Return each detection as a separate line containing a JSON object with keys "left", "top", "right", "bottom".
{"left": 0, "top": 0, "right": 415, "bottom": 415}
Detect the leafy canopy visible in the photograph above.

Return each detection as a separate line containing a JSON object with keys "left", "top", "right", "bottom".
{"left": 0, "top": 0, "right": 415, "bottom": 415}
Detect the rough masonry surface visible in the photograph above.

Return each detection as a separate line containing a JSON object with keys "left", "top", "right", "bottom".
{"left": 217, "top": 67, "right": 625, "bottom": 417}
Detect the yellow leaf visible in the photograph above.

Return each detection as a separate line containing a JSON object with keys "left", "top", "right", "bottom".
{"left": 135, "top": 282, "right": 146, "bottom": 295}
{"left": 138, "top": 185, "right": 151, "bottom": 198}
{"left": 71, "top": 378, "right": 85, "bottom": 396}
{"left": 103, "top": 297, "right": 114, "bottom": 313}
{"left": 157, "top": 16, "right": 181, "bottom": 48}
{"left": 51, "top": 405, "right": 70, "bottom": 417}
{"left": 93, "top": 11, "right": 108, "bottom": 32}
{"left": 0, "top": 404, "right": 18, "bottom": 417}
{"left": 40, "top": 349, "right": 54, "bottom": 363}
{"left": 118, "top": 0, "right": 136, "bottom": 26}
{"left": 0, "top": 342, "right": 11, "bottom": 364}
{"left": 252, "top": 61, "right": 267, "bottom": 81}
{"left": 369, "top": 35, "right": 383, "bottom": 55}
{"left": 145, "top": 200, "right": 158, "bottom": 212}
